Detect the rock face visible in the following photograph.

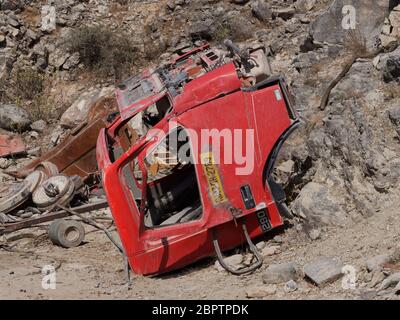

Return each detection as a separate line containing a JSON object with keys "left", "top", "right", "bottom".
{"left": 292, "top": 182, "right": 346, "bottom": 226}
{"left": 60, "top": 87, "right": 113, "bottom": 129}
{"left": 288, "top": 55, "right": 400, "bottom": 226}
{"left": 0, "top": 104, "right": 31, "bottom": 132}
{"left": 310, "top": 0, "right": 392, "bottom": 49}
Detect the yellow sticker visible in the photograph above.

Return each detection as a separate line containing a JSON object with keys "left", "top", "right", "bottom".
{"left": 200, "top": 151, "right": 227, "bottom": 206}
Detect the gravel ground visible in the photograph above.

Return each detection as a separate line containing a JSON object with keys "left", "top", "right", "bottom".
{"left": 1, "top": 199, "right": 400, "bottom": 300}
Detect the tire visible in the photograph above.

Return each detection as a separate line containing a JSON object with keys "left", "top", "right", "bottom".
{"left": 48, "top": 219, "right": 85, "bottom": 248}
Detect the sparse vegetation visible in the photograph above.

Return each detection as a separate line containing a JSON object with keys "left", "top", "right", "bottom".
{"left": 0, "top": 67, "right": 67, "bottom": 122}
{"left": 65, "top": 25, "right": 138, "bottom": 80}
{"left": 344, "top": 29, "right": 368, "bottom": 57}
{"left": 13, "top": 67, "right": 45, "bottom": 101}
{"left": 0, "top": 67, "right": 44, "bottom": 105}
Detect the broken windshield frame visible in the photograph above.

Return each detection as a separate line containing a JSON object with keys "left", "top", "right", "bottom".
{"left": 115, "top": 71, "right": 165, "bottom": 118}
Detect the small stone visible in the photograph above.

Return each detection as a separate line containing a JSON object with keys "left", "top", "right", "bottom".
{"left": 246, "top": 285, "right": 277, "bottom": 298}
{"left": 284, "top": 280, "right": 298, "bottom": 293}
{"left": 369, "top": 270, "right": 386, "bottom": 288}
{"left": 63, "top": 52, "right": 80, "bottom": 70}
{"left": 28, "top": 131, "right": 39, "bottom": 139}
{"left": 262, "top": 246, "right": 280, "bottom": 257}
{"left": 224, "top": 254, "right": 244, "bottom": 266}
{"left": 262, "top": 262, "right": 300, "bottom": 284}
{"left": 215, "top": 254, "right": 243, "bottom": 272}
{"left": 7, "top": 17, "right": 20, "bottom": 28}
{"left": 256, "top": 241, "right": 267, "bottom": 250}
{"left": 0, "top": 104, "right": 31, "bottom": 132}
{"left": 303, "top": 257, "right": 343, "bottom": 287}
{"left": 50, "top": 126, "right": 65, "bottom": 146}
{"left": 273, "top": 235, "right": 284, "bottom": 244}
{"left": 30, "top": 120, "right": 46, "bottom": 133}
{"left": 0, "top": 158, "right": 11, "bottom": 169}
{"left": 276, "top": 160, "right": 294, "bottom": 173}
{"left": 309, "top": 229, "right": 321, "bottom": 240}
{"left": 166, "top": 1, "right": 175, "bottom": 10}
{"left": 28, "top": 147, "right": 41, "bottom": 157}
{"left": 272, "top": 7, "right": 296, "bottom": 20}
{"left": 285, "top": 24, "right": 297, "bottom": 34}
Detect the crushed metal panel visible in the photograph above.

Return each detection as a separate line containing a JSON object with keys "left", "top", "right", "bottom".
{"left": 6, "top": 96, "right": 118, "bottom": 180}
{"left": 0, "top": 134, "right": 26, "bottom": 158}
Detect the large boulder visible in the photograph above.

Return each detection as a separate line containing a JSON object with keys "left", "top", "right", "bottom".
{"left": 291, "top": 182, "right": 347, "bottom": 226}
{"left": 0, "top": 104, "right": 31, "bottom": 132}
{"left": 60, "top": 87, "right": 114, "bottom": 129}
{"left": 251, "top": 0, "right": 272, "bottom": 22}
{"left": 310, "top": 0, "right": 392, "bottom": 49}
{"left": 189, "top": 20, "right": 214, "bottom": 41}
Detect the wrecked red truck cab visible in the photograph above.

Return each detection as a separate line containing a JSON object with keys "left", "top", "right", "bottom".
{"left": 96, "top": 43, "right": 300, "bottom": 276}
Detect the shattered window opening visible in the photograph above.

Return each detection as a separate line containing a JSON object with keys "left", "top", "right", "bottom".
{"left": 121, "top": 127, "right": 202, "bottom": 228}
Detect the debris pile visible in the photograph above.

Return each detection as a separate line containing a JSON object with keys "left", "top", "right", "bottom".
{"left": 1, "top": 165, "right": 86, "bottom": 225}
{"left": 0, "top": 89, "right": 117, "bottom": 247}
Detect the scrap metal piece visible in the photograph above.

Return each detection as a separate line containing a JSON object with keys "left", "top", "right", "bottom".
{"left": 5, "top": 96, "right": 118, "bottom": 181}
{"left": 0, "top": 200, "right": 109, "bottom": 235}
{"left": 0, "top": 134, "right": 26, "bottom": 158}
{"left": 32, "top": 175, "right": 75, "bottom": 211}
{"left": 0, "top": 183, "right": 30, "bottom": 214}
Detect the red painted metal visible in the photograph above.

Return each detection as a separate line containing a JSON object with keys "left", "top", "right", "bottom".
{"left": 96, "top": 46, "right": 299, "bottom": 276}
{"left": 0, "top": 134, "right": 25, "bottom": 158}
{"left": 173, "top": 62, "right": 242, "bottom": 115}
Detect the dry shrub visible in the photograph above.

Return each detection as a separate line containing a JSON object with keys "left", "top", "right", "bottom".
{"left": 344, "top": 29, "right": 368, "bottom": 57}
{"left": 13, "top": 67, "right": 45, "bottom": 100}
{"left": 65, "top": 25, "right": 138, "bottom": 80}
{"left": 1, "top": 67, "right": 69, "bottom": 122}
